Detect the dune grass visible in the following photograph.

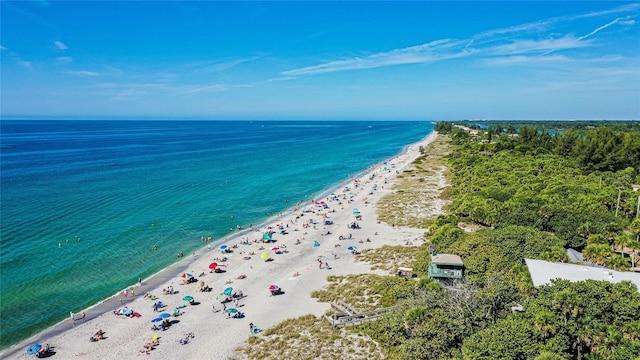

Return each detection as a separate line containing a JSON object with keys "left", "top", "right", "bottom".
{"left": 231, "top": 314, "right": 383, "bottom": 360}
{"left": 356, "top": 245, "right": 425, "bottom": 273}
{"left": 377, "top": 135, "right": 452, "bottom": 228}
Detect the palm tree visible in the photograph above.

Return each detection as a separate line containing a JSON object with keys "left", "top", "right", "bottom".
{"left": 630, "top": 218, "right": 640, "bottom": 242}
{"left": 582, "top": 244, "right": 612, "bottom": 266}
{"left": 607, "top": 254, "right": 630, "bottom": 271}
{"left": 613, "top": 234, "right": 633, "bottom": 255}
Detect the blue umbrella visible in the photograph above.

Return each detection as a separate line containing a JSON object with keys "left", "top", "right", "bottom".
{"left": 223, "top": 287, "right": 233, "bottom": 295}
{"left": 26, "top": 344, "right": 42, "bottom": 355}
{"left": 158, "top": 313, "right": 170, "bottom": 319}
{"left": 183, "top": 296, "right": 194, "bottom": 302}
{"left": 347, "top": 246, "right": 357, "bottom": 251}
{"left": 151, "top": 317, "right": 163, "bottom": 323}
{"left": 225, "top": 307, "right": 238, "bottom": 313}
{"left": 220, "top": 245, "right": 228, "bottom": 250}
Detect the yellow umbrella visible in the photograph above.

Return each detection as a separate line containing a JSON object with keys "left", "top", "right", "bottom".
{"left": 260, "top": 252, "right": 269, "bottom": 260}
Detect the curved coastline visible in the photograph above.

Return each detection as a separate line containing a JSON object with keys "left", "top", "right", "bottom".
{"left": 1, "top": 130, "right": 436, "bottom": 358}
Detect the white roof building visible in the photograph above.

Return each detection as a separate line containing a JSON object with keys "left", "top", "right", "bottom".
{"left": 525, "top": 259, "right": 640, "bottom": 292}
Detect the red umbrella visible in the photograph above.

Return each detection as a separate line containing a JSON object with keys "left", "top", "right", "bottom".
{"left": 271, "top": 247, "right": 279, "bottom": 251}
{"left": 209, "top": 262, "right": 218, "bottom": 269}
{"left": 268, "top": 285, "right": 279, "bottom": 291}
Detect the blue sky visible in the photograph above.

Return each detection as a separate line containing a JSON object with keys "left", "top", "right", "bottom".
{"left": 1, "top": 1, "right": 639, "bottom": 120}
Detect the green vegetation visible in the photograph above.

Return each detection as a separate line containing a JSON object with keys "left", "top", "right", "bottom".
{"left": 235, "top": 122, "right": 640, "bottom": 360}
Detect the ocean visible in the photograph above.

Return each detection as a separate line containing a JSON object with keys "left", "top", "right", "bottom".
{"left": 0, "top": 120, "right": 433, "bottom": 350}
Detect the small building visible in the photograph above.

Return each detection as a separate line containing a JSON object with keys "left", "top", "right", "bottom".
{"left": 428, "top": 253, "right": 464, "bottom": 279}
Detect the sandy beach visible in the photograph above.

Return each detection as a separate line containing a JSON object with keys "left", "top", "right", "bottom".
{"left": 1, "top": 131, "right": 438, "bottom": 360}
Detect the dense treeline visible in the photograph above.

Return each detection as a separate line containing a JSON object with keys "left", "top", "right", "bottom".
{"left": 358, "top": 123, "right": 640, "bottom": 360}
{"left": 436, "top": 121, "right": 640, "bottom": 174}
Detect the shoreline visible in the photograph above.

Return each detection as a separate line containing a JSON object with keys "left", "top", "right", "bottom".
{"left": 1, "top": 130, "right": 438, "bottom": 359}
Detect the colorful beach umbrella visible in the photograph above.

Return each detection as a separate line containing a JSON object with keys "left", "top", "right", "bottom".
{"left": 271, "top": 247, "right": 279, "bottom": 251}
{"left": 260, "top": 252, "right": 269, "bottom": 260}
{"left": 26, "top": 344, "right": 42, "bottom": 355}
{"left": 183, "top": 296, "right": 194, "bottom": 301}
{"left": 268, "top": 285, "right": 279, "bottom": 291}
{"left": 220, "top": 245, "right": 228, "bottom": 250}
{"left": 209, "top": 262, "right": 218, "bottom": 269}
{"left": 347, "top": 246, "right": 357, "bottom": 251}
{"left": 158, "top": 313, "right": 170, "bottom": 319}
{"left": 225, "top": 307, "right": 238, "bottom": 313}
{"left": 181, "top": 273, "right": 193, "bottom": 278}
{"left": 223, "top": 287, "right": 233, "bottom": 295}
{"left": 151, "top": 317, "right": 163, "bottom": 323}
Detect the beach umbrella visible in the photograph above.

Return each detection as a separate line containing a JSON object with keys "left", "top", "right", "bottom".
{"left": 268, "top": 285, "right": 279, "bottom": 291}
{"left": 313, "top": 241, "right": 320, "bottom": 247}
{"left": 197, "top": 281, "right": 205, "bottom": 288}
{"left": 271, "top": 247, "right": 279, "bottom": 251}
{"left": 347, "top": 246, "right": 357, "bottom": 251}
{"left": 262, "top": 233, "right": 272, "bottom": 241}
{"left": 26, "top": 344, "right": 42, "bottom": 355}
{"left": 223, "top": 287, "right": 233, "bottom": 295}
{"left": 226, "top": 307, "right": 238, "bottom": 313}
{"left": 180, "top": 273, "right": 193, "bottom": 278}
{"left": 352, "top": 209, "right": 360, "bottom": 215}
{"left": 151, "top": 317, "right": 163, "bottom": 323}
{"left": 158, "top": 313, "right": 170, "bottom": 319}
{"left": 183, "top": 296, "right": 194, "bottom": 302}
{"left": 209, "top": 262, "right": 218, "bottom": 269}
{"left": 220, "top": 245, "right": 228, "bottom": 250}
{"left": 260, "top": 252, "right": 269, "bottom": 260}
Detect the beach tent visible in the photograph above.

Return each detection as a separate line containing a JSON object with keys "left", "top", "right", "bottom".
{"left": 262, "top": 233, "right": 273, "bottom": 241}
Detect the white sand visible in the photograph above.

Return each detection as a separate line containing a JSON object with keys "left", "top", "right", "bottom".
{"left": 1, "top": 132, "right": 438, "bottom": 360}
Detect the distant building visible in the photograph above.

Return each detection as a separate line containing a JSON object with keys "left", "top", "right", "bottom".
{"left": 428, "top": 253, "right": 464, "bottom": 279}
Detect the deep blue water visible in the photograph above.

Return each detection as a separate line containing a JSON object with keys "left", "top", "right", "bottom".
{"left": 0, "top": 120, "right": 432, "bottom": 349}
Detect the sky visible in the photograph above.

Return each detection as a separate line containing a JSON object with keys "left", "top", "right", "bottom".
{"left": 1, "top": 1, "right": 639, "bottom": 120}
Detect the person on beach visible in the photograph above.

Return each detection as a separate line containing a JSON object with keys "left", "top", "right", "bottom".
{"left": 138, "top": 278, "right": 142, "bottom": 286}
{"left": 249, "top": 323, "right": 254, "bottom": 334}
{"left": 70, "top": 311, "right": 75, "bottom": 325}
{"left": 82, "top": 311, "right": 86, "bottom": 322}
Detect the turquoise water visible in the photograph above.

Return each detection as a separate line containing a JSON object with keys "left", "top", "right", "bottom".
{"left": 0, "top": 120, "right": 433, "bottom": 349}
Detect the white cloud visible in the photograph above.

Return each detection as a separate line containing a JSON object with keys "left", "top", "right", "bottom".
{"left": 180, "top": 83, "right": 253, "bottom": 95}
{"left": 283, "top": 39, "right": 472, "bottom": 76}
{"left": 488, "top": 36, "right": 590, "bottom": 56}
{"left": 68, "top": 70, "right": 100, "bottom": 77}
{"left": 577, "top": 16, "right": 635, "bottom": 41}
{"left": 54, "top": 41, "right": 68, "bottom": 50}
{"left": 483, "top": 55, "right": 570, "bottom": 66}
{"left": 281, "top": 3, "right": 638, "bottom": 77}
{"left": 0, "top": 45, "right": 7, "bottom": 51}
